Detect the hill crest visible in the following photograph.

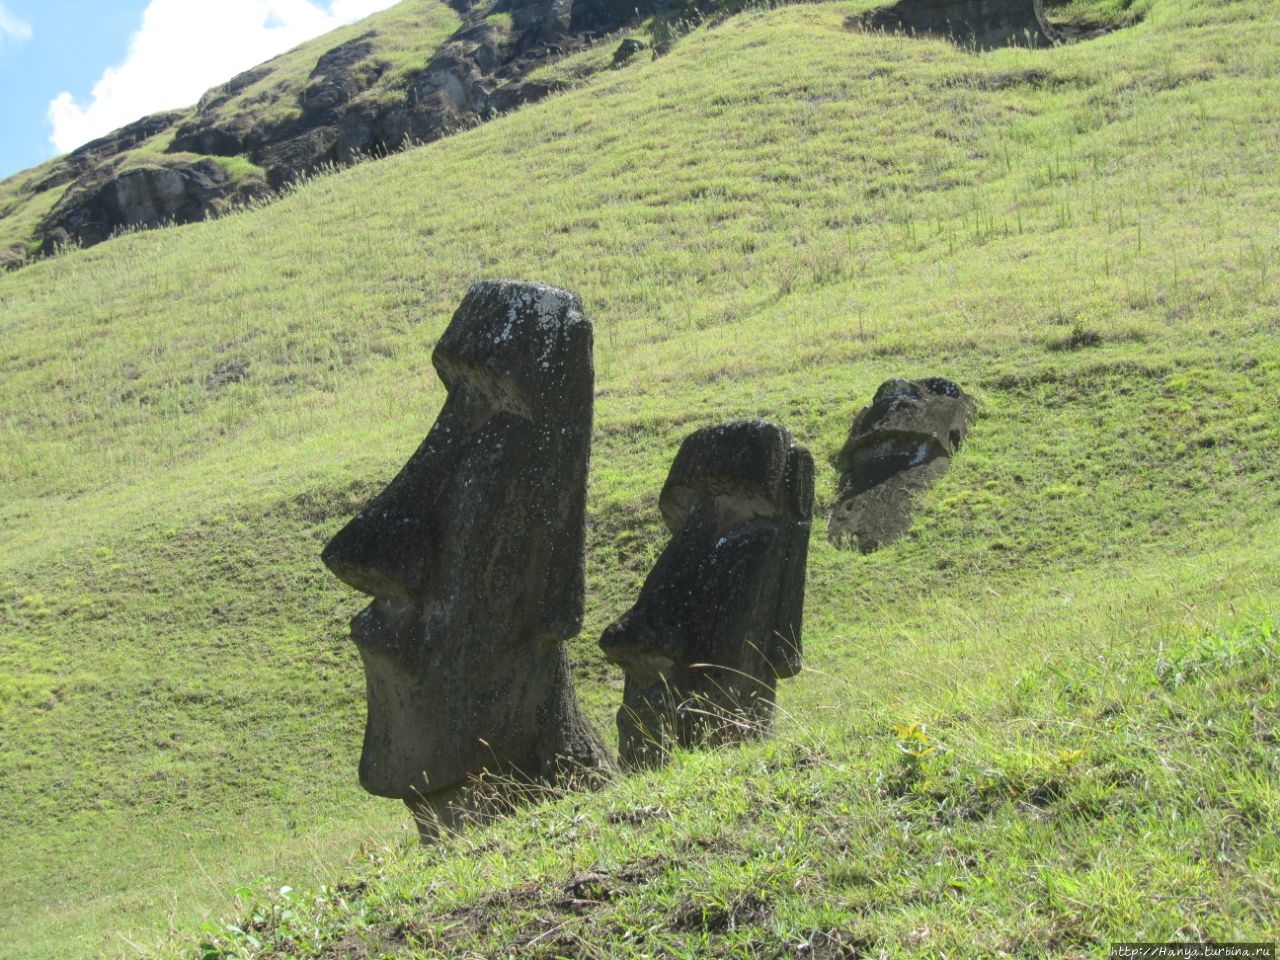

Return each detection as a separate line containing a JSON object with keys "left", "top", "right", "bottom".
{"left": 1, "top": 0, "right": 1114, "bottom": 268}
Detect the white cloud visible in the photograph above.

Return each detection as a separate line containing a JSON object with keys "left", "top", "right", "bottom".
{"left": 47, "top": 0, "right": 400, "bottom": 154}
{"left": 0, "top": 4, "right": 33, "bottom": 46}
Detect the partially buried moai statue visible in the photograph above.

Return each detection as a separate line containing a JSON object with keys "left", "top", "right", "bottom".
{"left": 856, "top": 0, "right": 1059, "bottom": 50}
{"left": 827, "top": 376, "right": 976, "bottom": 553}
{"left": 322, "top": 279, "right": 614, "bottom": 839}
{"left": 600, "top": 420, "right": 815, "bottom": 769}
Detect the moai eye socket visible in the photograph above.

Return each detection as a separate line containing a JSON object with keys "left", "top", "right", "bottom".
{"left": 710, "top": 493, "right": 780, "bottom": 534}
{"left": 658, "top": 420, "right": 792, "bottom": 534}
{"left": 433, "top": 350, "right": 534, "bottom": 426}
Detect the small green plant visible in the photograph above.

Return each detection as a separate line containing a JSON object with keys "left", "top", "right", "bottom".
{"left": 1155, "top": 617, "right": 1279, "bottom": 688}
{"left": 891, "top": 721, "right": 936, "bottom": 762}
{"left": 890, "top": 721, "right": 940, "bottom": 791}
{"left": 197, "top": 883, "right": 361, "bottom": 959}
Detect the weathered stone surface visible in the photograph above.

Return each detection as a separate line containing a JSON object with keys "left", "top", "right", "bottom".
{"left": 37, "top": 158, "right": 258, "bottom": 253}
{"left": 322, "top": 279, "right": 613, "bottom": 838}
{"left": 0, "top": 244, "right": 27, "bottom": 272}
{"left": 165, "top": 14, "right": 559, "bottom": 186}
{"left": 257, "top": 128, "right": 345, "bottom": 189}
{"left": 14, "top": 0, "right": 685, "bottom": 258}
{"left": 827, "top": 377, "right": 976, "bottom": 553}
{"left": 856, "top": 0, "right": 1058, "bottom": 48}
{"left": 600, "top": 420, "right": 814, "bottom": 769}
{"left": 569, "top": 0, "right": 669, "bottom": 34}
{"left": 29, "top": 112, "right": 186, "bottom": 194}
{"left": 168, "top": 124, "right": 246, "bottom": 158}
{"left": 195, "top": 66, "right": 274, "bottom": 114}
{"left": 612, "top": 37, "right": 648, "bottom": 66}
{"left": 301, "top": 34, "right": 384, "bottom": 121}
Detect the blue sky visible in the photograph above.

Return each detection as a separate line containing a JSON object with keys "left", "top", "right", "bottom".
{"left": 0, "top": 0, "right": 401, "bottom": 182}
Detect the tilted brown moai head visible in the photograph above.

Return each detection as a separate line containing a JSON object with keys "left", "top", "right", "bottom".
{"left": 827, "top": 376, "right": 976, "bottom": 553}
{"left": 322, "top": 280, "right": 613, "bottom": 837}
{"left": 856, "top": 0, "right": 1059, "bottom": 50}
{"left": 599, "top": 420, "right": 815, "bottom": 769}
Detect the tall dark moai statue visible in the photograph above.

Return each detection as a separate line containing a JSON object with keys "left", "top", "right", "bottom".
{"left": 858, "top": 0, "right": 1059, "bottom": 49}
{"left": 827, "top": 377, "right": 976, "bottom": 553}
{"left": 600, "top": 420, "right": 815, "bottom": 769}
{"left": 322, "top": 280, "right": 614, "bottom": 839}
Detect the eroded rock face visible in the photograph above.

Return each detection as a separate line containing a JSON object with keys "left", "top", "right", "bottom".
{"left": 165, "top": 6, "right": 586, "bottom": 188}
{"left": 600, "top": 420, "right": 814, "bottom": 769}
{"left": 28, "top": 111, "right": 186, "bottom": 194}
{"left": 612, "top": 37, "right": 648, "bottom": 66}
{"left": 1, "top": 244, "right": 27, "bottom": 272}
{"left": 302, "top": 34, "right": 384, "bottom": 121}
{"left": 38, "top": 159, "right": 249, "bottom": 253}
{"left": 827, "top": 377, "right": 976, "bottom": 553}
{"left": 17, "top": 0, "right": 681, "bottom": 257}
{"left": 322, "top": 280, "right": 613, "bottom": 838}
{"left": 857, "top": 0, "right": 1058, "bottom": 48}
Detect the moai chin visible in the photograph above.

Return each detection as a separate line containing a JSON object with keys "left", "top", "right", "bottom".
{"left": 827, "top": 376, "right": 976, "bottom": 553}
{"left": 599, "top": 420, "right": 815, "bottom": 769}
{"left": 322, "top": 279, "right": 613, "bottom": 839}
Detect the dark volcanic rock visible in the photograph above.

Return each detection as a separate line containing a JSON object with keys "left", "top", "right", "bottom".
{"left": 30, "top": 111, "right": 186, "bottom": 194}
{"left": 301, "top": 34, "right": 384, "bottom": 122}
{"left": 827, "top": 377, "right": 976, "bottom": 552}
{"left": 612, "top": 37, "right": 648, "bottom": 65}
{"left": 19, "top": 0, "right": 677, "bottom": 257}
{"left": 322, "top": 279, "right": 614, "bottom": 839}
{"left": 1, "top": 244, "right": 27, "bottom": 271}
{"left": 38, "top": 158, "right": 249, "bottom": 252}
{"left": 257, "top": 128, "right": 345, "bottom": 188}
{"left": 857, "top": 0, "right": 1059, "bottom": 48}
{"left": 569, "top": 0, "right": 668, "bottom": 34}
{"left": 600, "top": 420, "right": 814, "bottom": 769}
{"left": 165, "top": 10, "right": 556, "bottom": 184}
{"left": 195, "top": 66, "right": 274, "bottom": 114}
{"left": 168, "top": 124, "right": 246, "bottom": 158}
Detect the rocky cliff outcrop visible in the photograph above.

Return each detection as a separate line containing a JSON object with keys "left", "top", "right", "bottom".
{"left": 27, "top": 112, "right": 187, "bottom": 196}
{"left": 19, "top": 0, "right": 635, "bottom": 256}
{"left": 38, "top": 157, "right": 259, "bottom": 254}
{"left": 5, "top": 0, "right": 1075, "bottom": 262}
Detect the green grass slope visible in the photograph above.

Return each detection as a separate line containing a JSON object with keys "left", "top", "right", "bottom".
{"left": 0, "top": 0, "right": 1277, "bottom": 955}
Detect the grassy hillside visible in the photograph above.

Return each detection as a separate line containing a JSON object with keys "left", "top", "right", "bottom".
{"left": 1, "top": 0, "right": 1277, "bottom": 955}
{"left": 0, "top": 0, "right": 461, "bottom": 262}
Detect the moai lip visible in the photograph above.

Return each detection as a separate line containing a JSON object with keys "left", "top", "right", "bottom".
{"left": 600, "top": 420, "right": 815, "bottom": 769}
{"left": 322, "top": 279, "right": 614, "bottom": 839}
{"left": 827, "top": 376, "right": 976, "bottom": 553}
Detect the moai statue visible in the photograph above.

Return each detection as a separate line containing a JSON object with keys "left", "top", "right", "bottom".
{"left": 322, "top": 280, "right": 614, "bottom": 839}
{"left": 827, "top": 376, "right": 976, "bottom": 553}
{"left": 600, "top": 420, "right": 815, "bottom": 769}
{"left": 857, "top": 0, "right": 1059, "bottom": 49}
